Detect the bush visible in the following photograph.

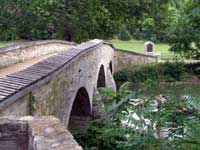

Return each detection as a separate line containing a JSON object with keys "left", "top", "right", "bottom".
{"left": 195, "top": 67, "right": 200, "bottom": 78}
{"left": 113, "top": 70, "right": 130, "bottom": 89}
{"left": 74, "top": 84, "right": 200, "bottom": 150}
{"left": 114, "top": 62, "right": 189, "bottom": 84}
{"left": 0, "top": 28, "right": 18, "bottom": 41}
{"left": 30, "top": 30, "right": 51, "bottom": 40}
{"left": 185, "top": 62, "right": 200, "bottom": 77}
{"left": 113, "top": 70, "right": 129, "bottom": 82}
{"left": 118, "top": 25, "right": 131, "bottom": 41}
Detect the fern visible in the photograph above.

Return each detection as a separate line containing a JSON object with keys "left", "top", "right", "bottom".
{"left": 74, "top": 82, "right": 200, "bottom": 150}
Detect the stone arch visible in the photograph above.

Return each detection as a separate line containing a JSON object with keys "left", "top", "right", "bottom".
{"left": 70, "top": 87, "right": 91, "bottom": 117}
{"left": 68, "top": 87, "right": 91, "bottom": 131}
{"left": 109, "top": 61, "right": 113, "bottom": 74}
{"left": 97, "top": 65, "right": 106, "bottom": 88}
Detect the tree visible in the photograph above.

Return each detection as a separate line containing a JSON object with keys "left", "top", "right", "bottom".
{"left": 169, "top": 0, "right": 200, "bottom": 59}
{"left": 62, "top": 0, "right": 125, "bottom": 42}
{"left": 0, "top": 0, "right": 18, "bottom": 40}
{"left": 125, "top": 0, "right": 180, "bottom": 42}
{"left": 0, "top": 0, "right": 65, "bottom": 40}
{"left": 16, "top": 0, "right": 65, "bottom": 40}
{"left": 0, "top": 0, "right": 186, "bottom": 43}
{"left": 118, "top": 25, "right": 131, "bottom": 41}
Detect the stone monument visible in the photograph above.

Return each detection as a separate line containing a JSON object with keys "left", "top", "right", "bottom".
{"left": 144, "top": 41, "right": 155, "bottom": 54}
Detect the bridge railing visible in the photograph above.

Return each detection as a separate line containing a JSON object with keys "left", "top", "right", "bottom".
{"left": 0, "top": 40, "right": 76, "bottom": 69}
{"left": 116, "top": 48, "right": 157, "bottom": 58}
{"left": 0, "top": 40, "right": 76, "bottom": 54}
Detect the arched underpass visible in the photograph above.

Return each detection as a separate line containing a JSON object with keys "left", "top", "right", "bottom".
{"left": 69, "top": 65, "right": 107, "bottom": 131}
{"left": 68, "top": 87, "right": 91, "bottom": 131}
{"left": 97, "top": 65, "right": 106, "bottom": 88}
{"left": 92, "top": 64, "right": 107, "bottom": 120}
{"left": 109, "top": 61, "right": 113, "bottom": 74}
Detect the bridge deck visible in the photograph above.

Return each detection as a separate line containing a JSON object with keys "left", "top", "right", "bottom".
{"left": 0, "top": 54, "right": 54, "bottom": 78}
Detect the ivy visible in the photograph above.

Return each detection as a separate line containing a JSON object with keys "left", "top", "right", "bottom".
{"left": 28, "top": 92, "right": 36, "bottom": 115}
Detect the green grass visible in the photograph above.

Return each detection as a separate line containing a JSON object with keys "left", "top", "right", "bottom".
{"left": 0, "top": 40, "right": 27, "bottom": 48}
{"left": 110, "top": 39, "right": 171, "bottom": 53}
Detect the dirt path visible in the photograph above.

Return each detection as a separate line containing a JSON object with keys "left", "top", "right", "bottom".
{"left": 0, "top": 54, "right": 54, "bottom": 78}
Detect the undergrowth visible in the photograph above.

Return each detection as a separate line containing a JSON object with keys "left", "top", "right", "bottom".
{"left": 74, "top": 83, "right": 200, "bottom": 150}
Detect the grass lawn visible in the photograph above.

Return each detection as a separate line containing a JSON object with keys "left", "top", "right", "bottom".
{"left": 0, "top": 40, "right": 27, "bottom": 48}
{"left": 110, "top": 39, "right": 171, "bottom": 54}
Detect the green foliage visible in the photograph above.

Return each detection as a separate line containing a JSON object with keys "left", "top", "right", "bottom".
{"left": 19, "top": 0, "right": 65, "bottom": 40}
{"left": 195, "top": 67, "right": 200, "bottom": 78}
{"left": 126, "top": 0, "right": 181, "bottom": 42}
{"left": 0, "top": 0, "right": 18, "bottom": 40}
{"left": 118, "top": 25, "right": 131, "bottom": 41}
{"left": 74, "top": 83, "right": 200, "bottom": 150}
{"left": 0, "top": 0, "right": 185, "bottom": 43}
{"left": 63, "top": 0, "right": 124, "bottom": 42}
{"left": 168, "top": 0, "right": 200, "bottom": 59}
{"left": 98, "top": 82, "right": 132, "bottom": 114}
{"left": 113, "top": 70, "right": 129, "bottom": 82}
{"left": 113, "top": 70, "right": 130, "bottom": 89}
{"left": 0, "top": 0, "right": 124, "bottom": 42}
{"left": 185, "top": 62, "right": 200, "bottom": 77}
{"left": 0, "top": 0, "right": 65, "bottom": 40}
{"left": 114, "top": 62, "right": 189, "bottom": 84}
{"left": 28, "top": 92, "right": 36, "bottom": 115}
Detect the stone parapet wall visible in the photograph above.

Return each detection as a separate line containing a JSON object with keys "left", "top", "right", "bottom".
{"left": 113, "top": 49, "right": 156, "bottom": 72}
{"left": 0, "top": 116, "right": 82, "bottom": 150}
{"left": 0, "top": 40, "right": 76, "bottom": 69}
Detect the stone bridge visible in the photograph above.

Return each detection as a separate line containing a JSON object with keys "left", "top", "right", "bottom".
{"left": 0, "top": 39, "right": 156, "bottom": 150}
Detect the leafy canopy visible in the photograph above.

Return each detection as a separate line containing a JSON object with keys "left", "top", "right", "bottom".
{"left": 169, "top": 0, "right": 200, "bottom": 59}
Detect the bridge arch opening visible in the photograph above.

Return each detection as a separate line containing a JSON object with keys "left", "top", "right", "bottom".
{"left": 68, "top": 87, "right": 91, "bottom": 131}
{"left": 97, "top": 65, "right": 106, "bottom": 88}
{"left": 109, "top": 61, "right": 113, "bottom": 74}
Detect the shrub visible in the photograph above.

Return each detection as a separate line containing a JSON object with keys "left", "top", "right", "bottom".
{"left": 74, "top": 84, "right": 200, "bottom": 150}
{"left": 114, "top": 62, "right": 189, "bottom": 84}
{"left": 185, "top": 62, "right": 200, "bottom": 77}
{"left": 118, "top": 25, "right": 131, "bottom": 41}
{"left": 163, "top": 62, "right": 186, "bottom": 81}
{"left": 195, "top": 67, "right": 200, "bottom": 78}
{"left": 113, "top": 70, "right": 129, "bottom": 89}
{"left": 0, "top": 28, "right": 18, "bottom": 41}
{"left": 113, "top": 70, "right": 129, "bottom": 82}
